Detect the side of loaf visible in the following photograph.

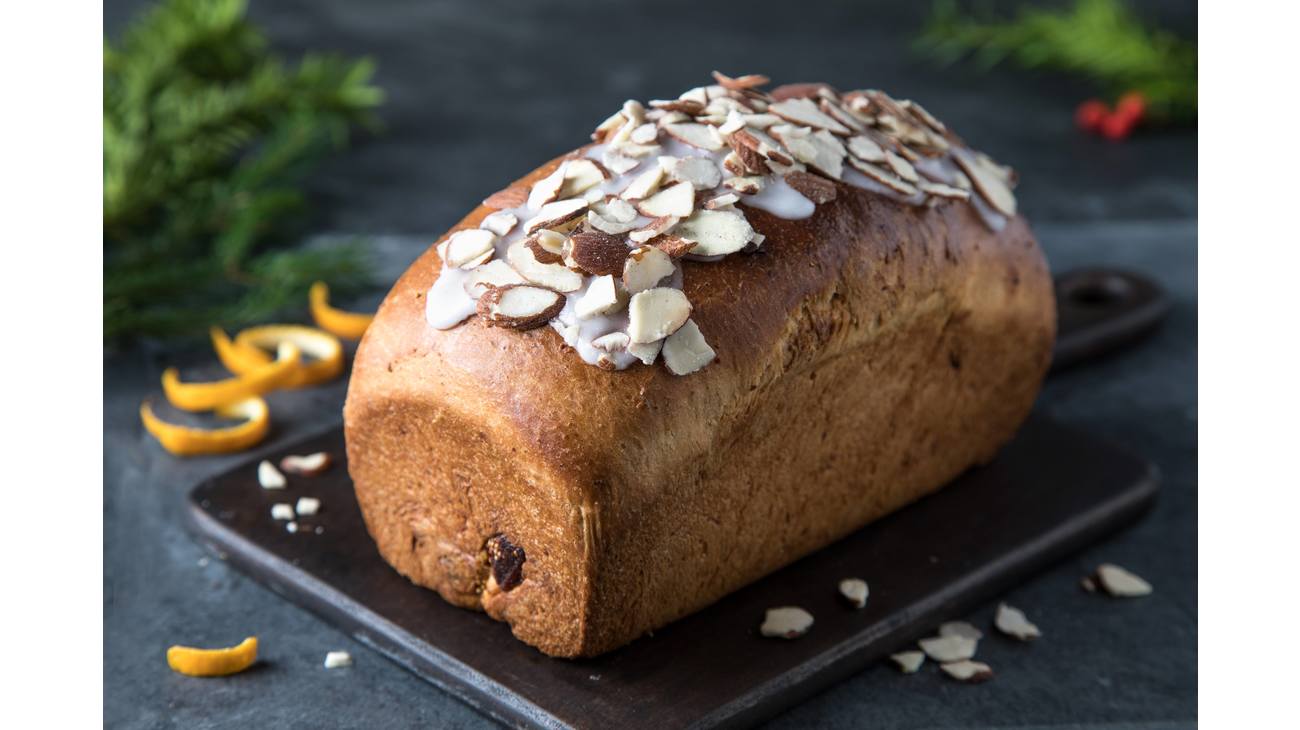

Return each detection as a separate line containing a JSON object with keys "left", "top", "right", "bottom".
{"left": 343, "top": 76, "right": 1055, "bottom": 657}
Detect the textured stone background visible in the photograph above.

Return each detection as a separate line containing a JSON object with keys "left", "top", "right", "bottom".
{"left": 104, "top": 1, "right": 1197, "bottom": 727}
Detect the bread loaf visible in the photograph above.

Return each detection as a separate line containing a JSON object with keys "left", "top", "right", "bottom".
{"left": 343, "top": 74, "right": 1055, "bottom": 657}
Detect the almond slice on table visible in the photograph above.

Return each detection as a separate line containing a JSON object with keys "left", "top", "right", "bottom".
{"left": 891, "top": 651, "right": 925, "bottom": 674}
{"left": 295, "top": 497, "right": 321, "bottom": 516}
{"left": 649, "top": 234, "right": 697, "bottom": 258}
{"left": 479, "top": 210, "right": 518, "bottom": 237}
{"left": 439, "top": 229, "right": 497, "bottom": 269}
{"left": 280, "top": 452, "right": 332, "bottom": 476}
{"left": 567, "top": 230, "right": 630, "bottom": 277}
{"left": 918, "top": 634, "right": 977, "bottom": 663}
{"left": 527, "top": 162, "right": 569, "bottom": 209}
{"left": 838, "top": 578, "right": 869, "bottom": 609}
{"left": 636, "top": 181, "right": 695, "bottom": 218}
{"left": 759, "top": 606, "right": 814, "bottom": 639}
{"left": 575, "top": 275, "right": 627, "bottom": 319}
{"left": 941, "top": 660, "right": 994, "bottom": 683}
{"left": 662, "top": 122, "right": 725, "bottom": 151}
{"left": 667, "top": 157, "right": 723, "bottom": 190}
{"left": 768, "top": 97, "right": 851, "bottom": 135}
{"left": 994, "top": 603, "right": 1041, "bottom": 641}
{"left": 847, "top": 157, "right": 919, "bottom": 197}
{"left": 627, "top": 288, "right": 692, "bottom": 344}
{"left": 939, "top": 621, "right": 984, "bottom": 641}
{"left": 628, "top": 216, "right": 679, "bottom": 244}
{"left": 711, "top": 70, "right": 770, "bottom": 90}
{"left": 1094, "top": 563, "right": 1153, "bottom": 597}
{"left": 523, "top": 198, "right": 588, "bottom": 234}
{"left": 560, "top": 159, "right": 611, "bottom": 198}
{"left": 271, "top": 503, "right": 294, "bottom": 520}
{"left": 724, "top": 176, "right": 765, "bottom": 194}
{"left": 953, "top": 149, "right": 1016, "bottom": 217}
{"left": 477, "top": 284, "right": 565, "bottom": 330}
{"left": 919, "top": 181, "right": 971, "bottom": 200}
{"left": 258, "top": 460, "right": 286, "bottom": 489}
{"left": 784, "top": 171, "right": 837, "bottom": 204}
{"left": 661, "top": 319, "right": 715, "bottom": 375}
{"left": 622, "top": 246, "right": 675, "bottom": 293}
{"left": 672, "top": 209, "right": 755, "bottom": 256}
{"left": 483, "top": 185, "right": 529, "bottom": 210}
{"left": 621, "top": 165, "right": 665, "bottom": 201}
{"left": 506, "top": 241, "right": 583, "bottom": 292}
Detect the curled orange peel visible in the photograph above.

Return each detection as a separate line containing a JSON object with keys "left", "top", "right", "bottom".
{"left": 140, "top": 397, "right": 270, "bottom": 456}
{"left": 217, "top": 325, "right": 344, "bottom": 389}
{"left": 166, "top": 636, "right": 258, "bottom": 677}
{"left": 309, "top": 281, "right": 374, "bottom": 340}
{"left": 162, "top": 342, "right": 300, "bottom": 412}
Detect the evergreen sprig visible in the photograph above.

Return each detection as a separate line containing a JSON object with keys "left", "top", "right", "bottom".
{"left": 104, "top": 0, "right": 384, "bottom": 342}
{"left": 915, "top": 0, "right": 1196, "bottom": 122}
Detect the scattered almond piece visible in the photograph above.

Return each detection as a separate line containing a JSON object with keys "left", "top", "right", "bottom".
{"left": 626, "top": 339, "right": 662, "bottom": 365}
{"left": 668, "top": 157, "right": 723, "bottom": 190}
{"left": 507, "top": 241, "right": 583, "bottom": 292}
{"left": 724, "top": 176, "right": 764, "bottom": 194}
{"left": 271, "top": 503, "right": 294, "bottom": 521}
{"left": 479, "top": 211, "right": 518, "bottom": 237}
{"left": 847, "top": 157, "right": 919, "bottom": 197}
{"left": 919, "top": 181, "right": 971, "bottom": 201}
{"left": 575, "top": 275, "right": 627, "bottom": 320}
{"left": 649, "top": 234, "right": 697, "bottom": 258}
{"left": 621, "top": 165, "right": 665, "bottom": 201}
{"left": 560, "top": 159, "right": 610, "bottom": 198}
{"left": 258, "top": 460, "right": 286, "bottom": 489}
{"left": 994, "top": 603, "right": 1040, "bottom": 641}
{"left": 622, "top": 246, "right": 675, "bottom": 293}
{"left": 441, "top": 229, "right": 497, "bottom": 269}
{"left": 523, "top": 198, "right": 588, "bottom": 234}
{"left": 838, "top": 578, "right": 869, "bottom": 609}
{"left": 711, "top": 70, "right": 770, "bottom": 90}
{"left": 760, "top": 607, "right": 814, "bottom": 639}
{"left": 768, "top": 97, "right": 851, "bottom": 135}
{"left": 627, "top": 288, "right": 692, "bottom": 344}
{"left": 295, "top": 497, "right": 321, "bottom": 516}
{"left": 940, "top": 660, "right": 994, "bottom": 683}
{"left": 636, "top": 181, "right": 696, "bottom": 218}
{"left": 891, "top": 651, "right": 925, "bottom": 674}
{"left": 846, "top": 135, "right": 886, "bottom": 163}
{"left": 939, "top": 621, "right": 984, "bottom": 641}
{"left": 463, "top": 260, "right": 527, "bottom": 300}
{"left": 323, "top": 651, "right": 352, "bottom": 669}
{"left": 477, "top": 284, "right": 565, "bottom": 330}
{"left": 280, "top": 452, "right": 332, "bottom": 476}
{"left": 884, "top": 150, "right": 920, "bottom": 183}
{"left": 663, "top": 122, "right": 724, "bottom": 151}
{"left": 705, "top": 193, "right": 740, "bottom": 210}
{"left": 527, "top": 162, "right": 569, "bottom": 209}
{"left": 953, "top": 149, "right": 1016, "bottom": 217}
{"left": 672, "top": 209, "right": 755, "bottom": 256}
{"left": 918, "top": 634, "right": 977, "bottom": 663}
{"left": 784, "top": 171, "right": 837, "bottom": 204}
{"left": 661, "top": 319, "right": 715, "bottom": 375}
{"left": 1094, "top": 563, "right": 1153, "bottom": 597}
{"left": 568, "top": 231, "right": 631, "bottom": 277}
{"left": 286, "top": 521, "right": 299, "bottom": 533}
{"left": 628, "top": 216, "right": 679, "bottom": 245}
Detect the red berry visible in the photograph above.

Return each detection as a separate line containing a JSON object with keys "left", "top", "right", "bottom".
{"left": 1115, "top": 91, "right": 1147, "bottom": 123}
{"left": 1100, "top": 112, "right": 1136, "bottom": 141}
{"left": 1074, "top": 99, "right": 1109, "bottom": 132}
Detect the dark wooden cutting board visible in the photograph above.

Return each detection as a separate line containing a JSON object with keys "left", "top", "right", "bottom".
{"left": 185, "top": 268, "right": 1167, "bottom": 730}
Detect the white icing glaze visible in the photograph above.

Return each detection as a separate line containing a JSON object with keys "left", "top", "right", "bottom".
{"left": 743, "top": 175, "right": 815, "bottom": 219}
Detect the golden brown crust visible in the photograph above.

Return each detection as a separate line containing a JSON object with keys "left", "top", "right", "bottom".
{"left": 344, "top": 149, "right": 1054, "bottom": 657}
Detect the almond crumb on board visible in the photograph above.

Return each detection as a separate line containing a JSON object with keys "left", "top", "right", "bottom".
{"left": 890, "top": 650, "right": 925, "bottom": 674}
{"left": 280, "top": 452, "right": 332, "bottom": 476}
{"left": 838, "top": 578, "right": 869, "bottom": 609}
{"left": 323, "top": 651, "right": 352, "bottom": 669}
{"left": 760, "top": 606, "right": 814, "bottom": 639}
{"left": 1093, "top": 563, "right": 1153, "bottom": 597}
{"left": 257, "top": 460, "right": 286, "bottom": 489}
{"left": 295, "top": 497, "right": 321, "bottom": 516}
{"left": 994, "top": 603, "right": 1041, "bottom": 641}
{"left": 940, "top": 659, "right": 994, "bottom": 683}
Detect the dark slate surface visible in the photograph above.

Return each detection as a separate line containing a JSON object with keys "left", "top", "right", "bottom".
{"left": 103, "top": 1, "right": 1197, "bottom": 727}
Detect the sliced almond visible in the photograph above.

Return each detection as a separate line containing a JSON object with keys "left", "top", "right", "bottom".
{"left": 672, "top": 209, "right": 754, "bottom": 256}
{"left": 280, "top": 452, "right": 332, "bottom": 476}
{"left": 768, "top": 97, "right": 851, "bottom": 134}
{"left": 662, "top": 319, "right": 715, "bottom": 375}
{"left": 575, "top": 275, "right": 627, "bottom": 320}
{"left": 847, "top": 157, "right": 919, "bottom": 197}
{"left": 258, "top": 460, "right": 286, "bottom": 489}
{"left": 846, "top": 135, "right": 886, "bottom": 163}
{"left": 591, "top": 331, "right": 631, "bottom": 354}
{"left": 711, "top": 70, "right": 769, "bottom": 90}
{"left": 662, "top": 123, "right": 724, "bottom": 152}
{"left": 627, "top": 288, "right": 691, "bottom": 344}
{"left": 650, "top": 98, "right": 705, "bottom": 115}
{"left": 705, "top": 193, "right": 740, "bottom": 210}
{"left": 601, "top": 146, "right": 640, "bottom": 175}
{"left": 678, "top": 86, "right": 709, "bottom": 106}
{"left": 567, "top": 230, "right": 630, "bottom": 277}
{"left": 900, "top": 98, "right": 946, "bottom": 134}
{"left": 820, "top": 99, "right": 867, "bottom": 134}
{"left": 587, "top": 205, "right": 639, "bottom": 235}
{"left": 441, "top": 229, "right": 497, "bottom": 269}
{"left": 718, "top": 109, "right": 748, "bottom": 136}
{"left": 884, "top": 150, "right": 919, "bottom": 183}
{"left": 742, "top": 113, "right": 781, "bottom": 129}
{"left": 668, "top": 157, "right": 722, "bottom": 190}
{"left": 994, "top": 603, "right": 1041, "bottom": 641}
{"left": 591, "top": 110, "right": 627, "bottom": 143}
{"left": 482, "top": 185, "right": 528, "bottom": 210}
{"left": 636, "top": 181, "right": 695, "bottom": 218}
{"left": 940, "top": 660, "right": 994, "bottom": 683}
{"left": 629, "top": 123, "right": 658, "bottom": 144}
{"left": 730, "top": 127, "right": 794, "bottom": 167}
{"left": 626, "top": 339, "right": 662, "bottom": 365}
{"left": 1095, "top": 563, "right": 1153, "bottom": 597}
{"left": 759, "top": 606, "right": 814, "bottom": 639}
{"left": 628, "top": 216, "right": 679, "bottom": 244}
{"left": 527, "top": 162, "right": 569, "bottom": 210}
{"left": 918, "top": 634, "right": 977, "bottom": 663}
{"left": 784, "top": 171, "right": 837, "bottom": 204}
{"left": 654, "top": 111, "right": 689, "bottom": 127}
{"left": 477, "top": 284, "right": 565, "bottom": 330}
{"left": 524, "top": 232, "right": 565, "bottom": 265}
{"left": 838, "top": 578, "right": 869, "bottom": 609}
{"left": 523, "top": 198, "right": 588, "bottom": 234}
{"left": 480, "top": 210, "right": 518, "bottom": 237}
{"left": 463, "top": 259, "right": 527, "bottom": 299}
{"left": 802, "top": 130, "right": 846, "bottom": 179}
{"left": 953, "top": 148, "right": 1016, "bottom": 217}
{"left": 723, "top": 176, "right": 764, "bottom": 194}
{"left": 891, "top": 651, "right": 925, "bottom": 674}
{"left": 621, "top": 165, "right": 665, "bottom": 201}
{"left": 506, "top": 241, "right": 583, "bottom": 292}
{"left": 919, "top": 181, "right": 971, "bottom": 200}
{"left": 939, "top": 621, "right": 984, "bottom": 641}
{"left": 560, "top": 159, "right": 610, "bottom": 198}
{"left": 622, "top": 246, "right": 675, "bottom": 293}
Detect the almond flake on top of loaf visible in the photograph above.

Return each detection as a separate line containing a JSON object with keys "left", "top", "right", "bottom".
{"left": 628, "top": 287, "right": 692, "bottom": 344}
{"left": 524, "top": 198, "right": 589, "bottom": 234}
{"left": 662, "top": 319, "right": 715, "bottom": 375}
{"left": 672, "top": 209, "right": 754, "bottom": 256}
{"left": 663, "top": 122, "right": 725, "bottom": 151}
{"left": 636, "top": 181, "right": 696, "bottom": 218}
{"left": 507, "top": 241, "right": 584, "bottom": 293}
{"left": 478, "top": 284, "right": 566, "bottom": 330}
{"left": 711, "top": 70, "right": 770, "bottom": 90}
